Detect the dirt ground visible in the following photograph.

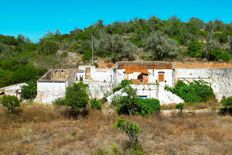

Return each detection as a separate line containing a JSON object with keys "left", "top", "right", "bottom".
{"left": 0, "top": 104, "right": 232, "bottom": 155}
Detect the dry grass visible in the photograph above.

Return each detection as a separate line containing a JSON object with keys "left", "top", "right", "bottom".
{"left": 161, "top": 102, "right": 220, "bottom": 110}
{"left": 0, "top": 104, "right": 232, "bottom": 155}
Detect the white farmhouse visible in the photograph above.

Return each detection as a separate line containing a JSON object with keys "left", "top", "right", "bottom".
{"left": 36, "top": 61, "right": 232, "bottom": 104}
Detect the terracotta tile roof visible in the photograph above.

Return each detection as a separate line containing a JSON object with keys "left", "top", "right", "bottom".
{"left": 116, "top": 61, "right": 172, "bottom": 74}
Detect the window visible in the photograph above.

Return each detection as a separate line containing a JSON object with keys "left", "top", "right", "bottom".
{"left": 158, "top": 72, "right": 165, "bottom": 82}
{"left": 139, "top": 95, "right": 147, "bottom": 99}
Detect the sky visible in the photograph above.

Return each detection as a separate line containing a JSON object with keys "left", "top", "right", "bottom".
{"left": 0, "top": 0, "right": 231, "bottom": 42}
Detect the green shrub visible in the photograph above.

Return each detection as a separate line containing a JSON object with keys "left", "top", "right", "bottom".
{"left": 134, "top": 98, "right": 160, "bottom": 116}
{"left": 113, "top": 80, "right": 132, "bottom": 92}
{"left": 0, "top": 95, "right": 20, "bottom": 113}
{"left": 115, "top": 119, "right": 141, "bottom": 147}
{"left": 220, "top": 96, "right": 232, "bottom": 115}
{"left": 176, "top": 103, "right": 184, "bottom": 114}
{"left": 38, "top": 40, "right": 59, "bottom": 55}
{"left": 114, "top": 86, "right": 160, "bottom": 116}
{"left": 208, "top": 49, "right": 231, "bottom": 62}
{"left": 21, "top": 81, "right": 37, "bottom": 100}
{"left": 90, "top": 99, "right": 103, "bottom": 110}
{"left": 65, "top": 82, "right": 89, "bottom": 115}
{"left": 167, "top": 80, "right": 215, "bottom": 103}
{"left": 187, "top": 40, "right": 204, "bottom": 58}
{"left": 53, "top": 98, "right": 66, "bottom": 106}
{"left": 82, "top": 50, "right": 92, "bottom": 61}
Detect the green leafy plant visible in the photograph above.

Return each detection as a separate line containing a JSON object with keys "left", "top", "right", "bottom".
{"left": 167, "top": 80, "right": 215, "bottom": 103}
{"left": 0, "top": 95, "right": 20, "bottom": 113}
{"left": 134, "top": 98, "right": 160, "bottom": 116}
{"left": 65, "top": 82, "right": 89, "bottom": 115}
{"left": 220, "top": 96, "right": 232, "bottom": 115}
{"left": 53, "top": 98, "right": 67, "bottom": 106}
{"left": 176, "top": 103, "right": 184, "bottom": 114}
{"left": 21, "top": 81, "right": 37, "bottom": 100}
{"left": 113, "top": 86, "right": 160, "bottom": 116}
{"left": 38, "top": 40, "right": 59, "bottom": 55}
{"left": 113, "top": 80, "right": 132, "bottom": 92}
{"left": 115, "top": 119, "right": 141, "bottom": 147}
{"left": 90, "top": 99, "right": 103, "bottom": 110}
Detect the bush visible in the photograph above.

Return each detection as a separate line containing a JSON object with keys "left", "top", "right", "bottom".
{"left": 134, "top": 98, "right": 160, "bottom": 116}
{"left": 65, "top": 82, "right": 89, "bottom": 115}
{"left": 208, "top": 49, "right": 231, "bottom": 62}
{"left": 53, "top": 98, "right": 67, "bottom": 106}
{"left": 0, "top": 95, "right": 20, "bottom": 113}
{"left": 176, "top": 103, "right": 184, "bottom": 114}
{"left": 113, "top": 80, "right": 132, "bottom": 92}
{"left": 114, "top": 86, "right": 160, "bottom": 116}
{"left": 220, "top": 96, "right": 232, "bottom": 115}
{"left": 115, "top": 119, "right": 141, "bottom": 147}
{"left": 167, "top": 80, "right": 215, "bottom": 103}
{"left": 21, "top": 81, "right": 37, "bottom": 100}
{"left": 38, "top": 40, "right": 59, "bottom": 55}
{"left": 187, "top": 40, "right": 204, "bottom": 58}
{"left": 90, "top": 99, "right": 103, "bottom": 110}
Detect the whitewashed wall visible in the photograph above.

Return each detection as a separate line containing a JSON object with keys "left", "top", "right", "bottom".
{"left": 131, "top": 84, "right": 183, "bottom": 104}
{"left": 114, "top": 69, "right": 125, "bottom": 87}
{"left": 78, "top": 65, "right": 114, "bottom": 82}
{"left": 91, "top": 69, "right": 113, "bottom": 82}
{"left": 36, "top": 82, "right": 66, "bottom": 104}
{"left": 107, "top": 84, "right": 183, "bottom": 105}
{"left": 87, "top": 81, "right": 112, "bottom": 99}
{"left": 147, "top": 69, "right": 173, "bottom": 87}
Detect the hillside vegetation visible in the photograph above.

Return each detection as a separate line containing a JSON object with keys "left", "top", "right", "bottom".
{"left": 1, "top": 17, "right": 232, "bottom": 87}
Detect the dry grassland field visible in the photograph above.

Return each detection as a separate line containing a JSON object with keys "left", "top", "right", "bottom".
{"left": 0, "top": 104, "right": 232, "bottom": 155}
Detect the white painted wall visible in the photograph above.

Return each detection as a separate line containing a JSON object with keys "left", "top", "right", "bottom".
{"left": 147, "top": 69, "right": 173, "bottom": 87}
{"left": 87, "top": 81, "right": 112, "bottom": 99}
{"left": 91, "top": 69, "right": 113, "bottom": 82}
{"left": 107, "top": 84, "right": 183, "bottom": 105}
{"left": 131, "top": 84, "right": 183, "bottom": 104}
{"left": 114, "top": 69, "right": 125, "bottom": 87}
{"left": 78, "top": 65, "right": 114, "bottom": 83}
{"left": 36, "top": 82, "right": 67, "bottom": 104}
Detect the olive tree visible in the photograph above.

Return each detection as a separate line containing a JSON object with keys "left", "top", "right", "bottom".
{"left": 96, "top": 32, "right": 137, "bottom": 61}
{"left": 144, "top": 31, "right": 179, "bottom": 60}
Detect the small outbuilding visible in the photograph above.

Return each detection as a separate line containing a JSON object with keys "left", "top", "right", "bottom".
{"left": 0, "top": 83, "right": 27, "bottom": 99}
{"left": 35, "top": 69, "right": 77, "bottom": 104}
